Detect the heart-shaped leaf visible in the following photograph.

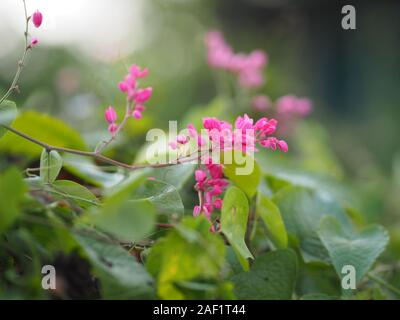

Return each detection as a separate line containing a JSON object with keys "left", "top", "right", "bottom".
{"left": 256, "top": 193, "right": 288, "bottom": 248}
{"left": 273, "top": 186, "right": 352, "bottom": 263}
{"left": 40, "top": 149, "right": 63, "bottom": 183}
{"left": 223, "top": 151, "right": 261, "bottom": 198}
{"left": 221, "top": 186, "right": 253, "bottom": 262}
{"left": 231, "top": 249, "right": 298, "bottom": 299}
{"left": 75, "top": 229, "right": 154, "bottom": 299}
{"left": 318, "top": 216, "right": 389, "bottom": 283}
{"left": 132, "top": 179, "right": 184, "bottom": 219}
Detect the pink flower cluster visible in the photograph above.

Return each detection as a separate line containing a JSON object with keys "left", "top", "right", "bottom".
{"left": 170, "top": 114, "right": 288, "bottom": 222}
{"left": 118, "top": 65, "right": 153, "bottom": 119}
{"left": 200, "top": 114, "right": 288, "bottom": 153}
{"left": 29, "top": 10, "right": 43, "bottom": 48}
{"left": 276, "top": 95, "right": 312, "bottom": 118}
{"left": 103, "top": 64, "right": 153, "bottom": 135}
{"left": 205, "top": 31, "right": 267, "bottom": 88}
{"left": 193, "top": 161, "right": 228, "bottom": 220}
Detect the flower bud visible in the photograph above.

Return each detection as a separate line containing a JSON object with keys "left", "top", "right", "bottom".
{"left": 108, "top": 123, "right": 118, "bottom": 135}
{"left": 32, "top": 10, "right": 43, "bottom": 28}
{"left": 134, "top": 87, "right": 153, "bottom": 103}
{"left": 133, "top": 110, "right": 142, "bottom": 119}
{"left": 30, "top": 37, "right": 39, "bottom": 46}
{"left": 104, "top": 106, "right": 117, "bottom": 123}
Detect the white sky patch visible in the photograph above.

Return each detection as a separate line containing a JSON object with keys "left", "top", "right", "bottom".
{"left": 0, "top": 0, "right": 149, "bottom": 61}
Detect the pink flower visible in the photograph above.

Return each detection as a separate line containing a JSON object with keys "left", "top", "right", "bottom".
{"left": 133, "top": 110, "right": 142, "bottom": 119}
{"left": 118, "top": 81, "right": 128, "bottom": 92}
{"left": 187, "top": 123, "right": 197, "bottom": 137}
{"left": 276, "top": 95, "right": 312, "bottom": 117}
{"left": 195, "top": 170, "right": 207, "bottom": 183}
{"left": 277, "top": 140, "right": 289, "bottom": 152}
{"left": 203, "top": 117, "right": 221, "bottom": 131}
{"left": 32, "top": 10, "right": 43, "bottom": 28}
{"left": 248, "top": 50, "right": 267, "bottom": 68}
{"left": 108, "top": 123, "right": 118, "bottom": 135}
{"left": 193, "top": 205, "right": 201, "bottom": 217}
{"left": 205, "top": 31, "right": 266, "bottom": 89}
{"left": 129, "top": 65, "right": 149, "bottom": 78}
{"left": 235, "top": 114, "right": 254, "bottom": 130}
{"left": 254, "top": 118, "right": 277, "bottom": 136}
{"left": 169, "top": 141, "right": 178, "bottom": 150}
{"left": 30, "top": 37, "right": 39, "bottom": 46}
{"left": 177, "top": 135, "right": 188, "bottom": 144}
{"left": 134, "top": 87, "right": 153, "bottom": 103}
{"left": 213, "top": 198, "right": 223, "bottom": 209}
{"left": 135, "top": 104, "right": 145, "bottom": 112}
{"left": 104, "top": 106, "right": 117, "bottom": 123}
{"left": 252, "top": 95, "right": 271, "bottom": 112}
{"left": 260, "top": 137, "right": 288, "bottom": 152}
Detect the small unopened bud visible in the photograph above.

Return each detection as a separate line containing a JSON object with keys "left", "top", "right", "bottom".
{"left": 32, "top": 10, "right": 43, "bottom": 28}
{"left": 108, "top": 123, "right": 118, "bottom": 135}
{"left": 30, "top": 37, "right": 39, "bottom": 47}
{"left": 104, "top": 106, "right": 117, "bottom": 123}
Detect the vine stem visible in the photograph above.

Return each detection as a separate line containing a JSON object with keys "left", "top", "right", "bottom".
{"left": 1, "top": 123, "right": 201, "bottom": 170}
{"left": 367, "top": 272, "right": 400, "bottom": 296}
{"left": 0, "top": 0, "right": 30, "bottom": 105}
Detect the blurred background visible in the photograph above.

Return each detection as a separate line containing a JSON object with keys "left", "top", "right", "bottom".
{"left": 0, "top": 0, "right": 399, "bottom": 233}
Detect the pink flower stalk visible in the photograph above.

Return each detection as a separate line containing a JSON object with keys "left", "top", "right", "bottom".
{"left": 104, "top": 106, "right": 117, "bottom": 124}
{"left": 115, "top": 64, "right": 153, "bottom": 123}
{"left": 32, "top": 10, "right": 43, "bottom": 28}
{"left": 205, "top": 31, "right": 267, "bottom": 89}
{"left": 188, "top": 114, "right": 287, "bottom": 223}
{"left": 194, "top": 160, "right": 228, "bottom": 220}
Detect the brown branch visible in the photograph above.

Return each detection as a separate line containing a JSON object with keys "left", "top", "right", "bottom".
{"left": 1, "top": 123, "right": 200, "bottom": 171}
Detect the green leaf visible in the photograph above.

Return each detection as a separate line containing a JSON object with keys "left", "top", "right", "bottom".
{"left": 0, "top": 100, "right": 17, "bottom": 139}
{"left": 256, "top": 193, "right": 288, "bottom": 248}
{"left": 223, "top": 151, "right": 261, "bottom": 198}
{"left": 221, "top": 186, "right": 253, "bottom": 262}
{"left": 231, "top": 249, "right": 298, "bottom": 299}
{"left": 50, "top": 180, "right": 99, "bottom": 209}
{"left": 318, "top": 216, "right": 389, "bottom": 283}
{"left": 40, "top": 149, "right": 63, "bottom": 183}
{"left": 0, "top": 111, "right": 86, "bottom": 157}
{"left": 75, "top": 229, "right": 154, "bottom": 299}
{"left": 82, "top": 172, "right": 156, "bottom": 242}
{"left": 132, "top": 179, "right": 184, "bottom": 219}
{"left": 146, "top": 164, "right": 196, "bottom": 190}
{"left": 63, "top": 154, "right": 125, "bottom": 188}
{"left": 0, "top": 167, "right": 26, "bottom": 233}
{"left": 301, "top": 293, "right": 336, "bottom": 300}
{"left": 273, "top": 186, "right": 352, "bottom": 263}
{"left": 146, "top": 217, "right": 226, "bottom": 299}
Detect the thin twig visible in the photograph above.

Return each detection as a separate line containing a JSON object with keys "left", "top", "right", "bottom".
{"left": 0, "top": 0, "right": 30, "bottom": 105}
{"left": 1, "top": 123, "right": 201, "bottom": 170}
